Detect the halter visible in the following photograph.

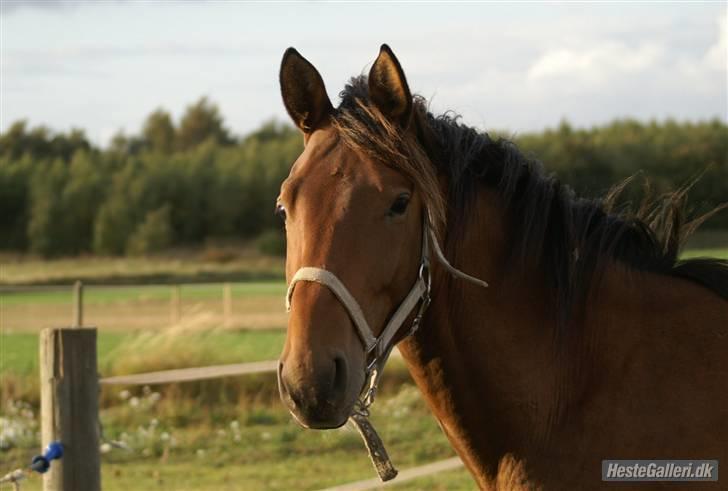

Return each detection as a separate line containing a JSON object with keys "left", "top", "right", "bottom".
{"left": 285, "top": 216, "right": 488, "bottom": 412}
{"left": 284, "top": 215, "right": 488, "bottom": 480}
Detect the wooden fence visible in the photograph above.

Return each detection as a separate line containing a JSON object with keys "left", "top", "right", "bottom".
{"left": 31, "top": 283, "right": 463, "bottom": 491}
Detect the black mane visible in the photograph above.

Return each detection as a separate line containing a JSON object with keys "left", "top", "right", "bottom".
{"left": 336, "top": 76, "right": 728, "bottom": 329}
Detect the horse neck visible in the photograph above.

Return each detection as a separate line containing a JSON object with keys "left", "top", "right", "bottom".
{"left": 399, "top": 186, "right": 570, "bottom": 485}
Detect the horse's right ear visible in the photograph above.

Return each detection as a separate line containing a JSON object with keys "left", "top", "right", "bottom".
{"left": 368, "top": 44, "right": 412, "bottom": 128}
{"left": 279, "top": 48, "right": 333, "bottom": 134}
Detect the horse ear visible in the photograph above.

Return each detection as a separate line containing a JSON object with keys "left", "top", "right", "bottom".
{"left": 368, "top": 44, "right": 412, "bottom": 127}
{"left": 280, "top": 48, "right": 334, "bottom": 133}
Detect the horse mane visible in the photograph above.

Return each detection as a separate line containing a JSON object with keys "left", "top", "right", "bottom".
{"left": 333, "top": 76, "right": 728, "bottom": 329}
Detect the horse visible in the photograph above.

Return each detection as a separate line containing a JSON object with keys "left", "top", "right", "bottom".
{"left": 275, "top": 44, "right": 728, "bottom": 490}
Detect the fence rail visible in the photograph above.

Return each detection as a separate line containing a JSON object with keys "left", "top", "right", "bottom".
{"left": 100, "top": 360, "right": 278, "bottom": 385}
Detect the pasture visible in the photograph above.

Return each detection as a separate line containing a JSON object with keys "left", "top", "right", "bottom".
{"left": 0, "top": 270, "right": 473, "bottom": 490}
{"left": 2, "top": 245, "right": 727, "bottom": 490}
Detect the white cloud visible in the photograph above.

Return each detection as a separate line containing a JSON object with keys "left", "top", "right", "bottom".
{"left": 704, "top": 12, "right": 727, "bottom": 71}
{"left": 527, "top": 43, "right": 664, "bottom": 86}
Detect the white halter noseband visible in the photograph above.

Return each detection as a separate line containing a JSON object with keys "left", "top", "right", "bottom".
{"left": 285, "top": 218, "right": 488, "bottom": 411}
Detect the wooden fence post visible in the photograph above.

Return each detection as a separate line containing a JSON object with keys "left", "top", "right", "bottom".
{"left": 72, "top": 281, "right": 83, "bottom": 328}
{"left": 40, "top": 327, "right": 101, "bottom": 491}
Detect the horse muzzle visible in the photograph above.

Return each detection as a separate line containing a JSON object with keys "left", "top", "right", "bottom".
{"left": 277, "top": 351, "right": 355, "bottom": 429}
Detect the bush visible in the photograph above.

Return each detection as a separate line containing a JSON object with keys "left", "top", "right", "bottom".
{"left": 256, "top": 229, "right": 286, "bottom": 257}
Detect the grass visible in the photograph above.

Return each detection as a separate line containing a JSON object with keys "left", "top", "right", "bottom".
{"left": 1, "top": 282, "right": 287, "bottom": 306}
{"left": 0, "top": 325, "right": 471, "bottom": 490}
{"left": 3, "top": 384, "right": 474, "bottom": 490}
{"left": 0, "top": 331, "right": 128, "bottom": 375}
{"left": 2, "top": 242, "right": 726, "bottom": 490}
{"left": 0, "top": 329, "right": 289, "bottom": 406}
{"left": 680, "top": 248, "right": 728, "bottom": 260}
{"left": 0, "top": 329, "right": 286, "bottom": 376}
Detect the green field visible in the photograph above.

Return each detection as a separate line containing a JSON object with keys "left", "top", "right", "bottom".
{"left": 3, "top": 247, "right": 727, "bottom": 490}
{"left": 0, "top": 323, "right": 474, "bottom": 490}
{"left": 680, "top": 248, "right": 728, "bottom": 260}
{"left": 3, "top": 379, "right": 472, "bottom": 491}
{"left": 0, "top": 274, "right": 473, "bottom": 489}
{"left": 0, "top": 330, "right": 286, "bottom": 376}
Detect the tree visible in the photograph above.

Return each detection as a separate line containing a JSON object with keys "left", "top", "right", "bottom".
{"left": 176, "top": 97, "right": 233, "bottom": 151}
{"left": 126, "top": 204, "right": 174, "bottom": 255}
{"left": 27, "top": 160, "right": 68, "bottom": 256}
{"left": 0, "top": 120, "right": 90, "bottom": 162}
{"left": 143, "top": 109, "right": 175, "bottom": 153}
{"left": 109, "top": 131, "right": 145, "bottom": 156}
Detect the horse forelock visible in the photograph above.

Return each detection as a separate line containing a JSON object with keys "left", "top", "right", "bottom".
{"left": 332, "top": 77, "right": 446, "bottom": 240}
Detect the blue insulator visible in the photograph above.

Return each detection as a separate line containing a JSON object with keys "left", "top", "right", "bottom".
{"left": 30, "top": 441, "right": 63, "bottom": 474}
{"left": 44, "top": 442, "right": 64, "bottom": 461}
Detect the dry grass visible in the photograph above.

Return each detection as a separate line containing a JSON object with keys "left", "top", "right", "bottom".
{"left": 0, "top": 248, "right": 284, "bottom": 286}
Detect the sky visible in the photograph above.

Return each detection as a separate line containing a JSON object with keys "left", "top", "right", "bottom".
{"left": 1, "top": 1, "right": 726, "bottom": 146}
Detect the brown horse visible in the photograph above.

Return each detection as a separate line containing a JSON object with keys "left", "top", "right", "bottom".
{"left": 276, "top": 44, "right": 728, "bottom": 489}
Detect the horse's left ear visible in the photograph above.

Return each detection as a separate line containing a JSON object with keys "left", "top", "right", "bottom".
{"left": 368, "top": 44, "right": 412, "bottom": 127}
{"left": 280, "top": 47, "right": 334, "bottom": 134}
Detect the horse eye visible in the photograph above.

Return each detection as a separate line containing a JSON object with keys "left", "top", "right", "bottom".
{"left": 275, "top": 203, "right": 287, "bottom": 221}
{"left": 388, "top": 194, "right": 410, "bottom": 216}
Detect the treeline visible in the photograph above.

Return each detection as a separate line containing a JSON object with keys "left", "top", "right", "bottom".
{"left": 516, "top": 119, "right": 728, "bottom": 222}
{"left": 0, "top": 98, "right": 301, "bottom": 256}
{"left": 0, "top": 98, "right": 726, "bottom": 257}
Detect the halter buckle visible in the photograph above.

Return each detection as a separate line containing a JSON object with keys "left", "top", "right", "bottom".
{"left": 418, "top": 261, "right": 431, "bottom": 290}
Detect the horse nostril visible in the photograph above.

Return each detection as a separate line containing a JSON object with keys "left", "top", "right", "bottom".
{"left": 332, "top": 355, "right": 348, "bottom": 394}
{"left": 277, "top": 360, "right": 291, "bottom": 396}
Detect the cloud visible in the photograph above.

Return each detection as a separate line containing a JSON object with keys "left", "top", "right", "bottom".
{"left": 527, "top": 42, "right": 664, "bottom": 86}
{"left": 704, "top": 12, "right": 727, "bottom": 71}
